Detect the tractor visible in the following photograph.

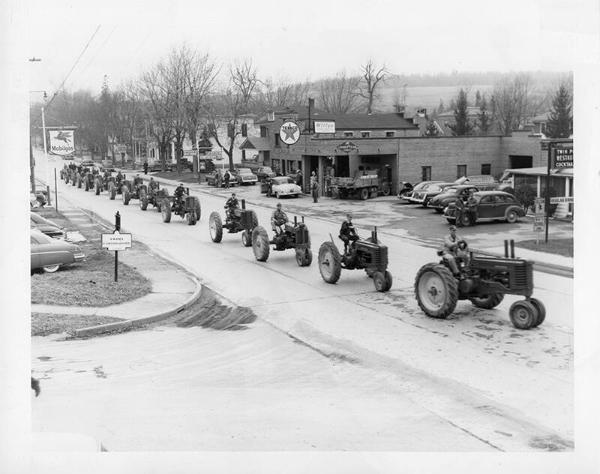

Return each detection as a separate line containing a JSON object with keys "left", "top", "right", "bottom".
{"left": 160, "top": 188, "right": 201, "bottom": 225}
{"left": 209, "top": 199, "right": 259, "bottom": 246}
{"left": 94, "top": 173, "right": 112, "bottom": 195}
{"left": 139, "top": 183, "right": 169, "bottom": 211}
{"left": 120, "top": 178, "right": 147, "bottom": 205}
{"left": 414, "top": 239, "right": 546, "bottom": 330}
{"left": 83, "top": 171, "right": 96, "bottom": 192}
{"left": 317, "top": 227, "right": 393, "bottom": 292}
{"left": 251, "top": 216, "right": 312, "bottom": 266}
{"left": 107, "top": 174, "right": 126, "bottom": 200}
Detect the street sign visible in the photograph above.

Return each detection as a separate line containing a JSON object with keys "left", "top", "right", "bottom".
{"left": 534, "top": 198, "right": 545, "bottom": 215}
{"left": 533, "top": 216, "right": 545, "bottom": 232}
{"left": 101, "top": 230, "right": 132, "bottom": 251}
{"left": 550, "top": 196, "right": 574, "bottom": 204}
{"left": 279, "top": 121, "right": 301, "bottom": 145}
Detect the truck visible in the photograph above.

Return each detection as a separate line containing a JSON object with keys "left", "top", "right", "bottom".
{"left": 329, "top": 169, "right": 392, "bottom": 200}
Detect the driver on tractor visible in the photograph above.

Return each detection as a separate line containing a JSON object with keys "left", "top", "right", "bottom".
{"left": 174, "top": 183, "right": 186, "bottom": 209}
{"left": 133, "top": 173, "right": 143, "bottom": 187}
{"left": 225, "top": 193, "right": 239, "bottom": 222}
{"left": 115, "top": 171, "right": 124, "bottom": 186}
{"left": 148, "top": 177, "right": 159, "bottom": 193}
{"left": 271, "top": 203, "right": 289, "bottom": 235}
{"left": 339, "top": 213, "right": 360, "bottom": 255}
{"left": 442, "top": 225, "right": 469, "bottom": 277}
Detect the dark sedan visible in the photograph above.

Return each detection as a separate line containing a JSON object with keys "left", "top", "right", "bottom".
{"left": 31, "top": 229, "right": 85, "bottom": 273}
{"left": 443, "top": 191, "right": 526, "bottom": 226}
{"left": 428, "top": 185, "right": 479, "bottom": 213}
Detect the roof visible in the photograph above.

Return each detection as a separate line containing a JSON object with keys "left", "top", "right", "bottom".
{"left": 239, "top": 137, "right": 272, "bottom": 151}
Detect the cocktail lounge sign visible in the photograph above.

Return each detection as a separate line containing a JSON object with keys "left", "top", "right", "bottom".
{"left": 551, "top": 146, "right": 573, "bottom": 169}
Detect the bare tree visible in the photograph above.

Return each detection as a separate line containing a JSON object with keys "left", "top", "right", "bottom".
{"left": 491, "top": 73, "right": 534, "bottom": 136}
{"left": 318, "top": 71, "right": 362, "bottom": 114}
{"left": 230, "top": 59, "right": 259, "bottom": 114}
{"left": 358, "top": 60, "right": 388, "bottom": 114}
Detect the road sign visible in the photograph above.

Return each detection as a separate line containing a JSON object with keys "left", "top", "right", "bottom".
{"left": 101, "top": 230, "right": 132, "bottom": 251}
{"left": 534, "top": 198, "right": 545, "bottom": 215}
{"left": 550, "top": 196, "right": 574, "bottom": 204}
{"left": 533, "top": 216, "right": 544, "bottom": 232}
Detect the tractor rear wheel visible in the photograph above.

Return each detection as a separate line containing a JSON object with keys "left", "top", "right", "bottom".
{"left": 360, "top": 188, "right": 369, "bottom": 200}
{"left": 318, "top": 241, "right": 342, "bottom": 284}
{"left": 209, "top": 212, "right": 223, "bottom": 242}
{"left": 241, "top": 230, "right": 252, "bottom": 247}
{"left": 122, "top": 188, "right": 130, "bottom": 205}
{"left": 108, "top": 183, "right": 116, "bottom": 200}
{"left": 161, "top": 200, "right": 172, "bottom": 223}
{"left": 140, "top": 197, "right": 148, "bottom": 210}
{"left": 252, "top": 226, "right": 270, "bottom": 262}
{"left": 95, "top": 180, "right": 101, "bottom": 195}
{"left": 469, "top": 293, "right": 505, "bottom": 309}
{"left": 295, "top": 247, "right": 312, "bottom": 267}
{"left": 414, "top": 263, "right": 458, "bottom": 319}
{"left": 529, "top": 298, "right": 546, "bottom": 327}
{"left": 509, "top": 299, "right": 538, "bottom": 329}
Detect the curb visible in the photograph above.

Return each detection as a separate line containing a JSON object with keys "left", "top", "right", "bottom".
{"left": 71, "top": 279, "right": 203, "bottom": 338}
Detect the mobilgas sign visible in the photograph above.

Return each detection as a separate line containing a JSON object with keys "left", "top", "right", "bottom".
{"left": 552, "top": 147, "right": 573, "bottom": 169}
{"left": 49, "top": 130, "right": 75, "bottom": 156}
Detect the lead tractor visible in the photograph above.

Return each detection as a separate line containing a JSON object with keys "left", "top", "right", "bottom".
{"left": 139, "top": 183, "right": 169, "bottom": 211}
{"left": 251, "top": 216, "right": 312, "bottom": 266}
{"left": 414, "top": 239, "right": 546, "bottom": 330}
{"left": 160, "top": 188, "right": 202, "bottom": 225}
{"left": 209, "top": 199, "right": 259, "bottom": 247}
{"left": 318, "top": 227, "right": 393, "bottom": 292}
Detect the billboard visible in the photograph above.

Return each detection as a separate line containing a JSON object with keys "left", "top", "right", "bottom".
{"left": 314, "top": 120, "right": 336, "bottom": 134}
{"left": 49, "top": 130, "right": 75, "bottom": 156}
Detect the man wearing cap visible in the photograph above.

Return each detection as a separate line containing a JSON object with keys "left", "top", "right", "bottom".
{"left": 271, "top": 202, "right": 288, "bottom": 235}
{"left": 225, "top": 192, "right": 239, "bottom": 222}
{"left": 339, "top": 213, "right": 359, "bottom": 254}
{"left": 174, "top": 182, "right": 186, "bottom": 208}
{"left": 443, "top": 225, "right": 465, "bottom": 276}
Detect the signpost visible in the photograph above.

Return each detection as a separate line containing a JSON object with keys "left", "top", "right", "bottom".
{"left": 101, "top": 212, "right": 132, "bottom": 282}
{"left": 544, "top": 139, "right": 573, "bottom": 243}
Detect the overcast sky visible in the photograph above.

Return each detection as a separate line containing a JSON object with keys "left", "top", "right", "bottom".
{"left": 25, "top": 0, "right": 597, "bottom": 95}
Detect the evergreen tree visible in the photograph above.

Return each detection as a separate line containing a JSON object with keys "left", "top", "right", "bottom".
{"left": 477, "top": 96, "right": 491, "bottom": 135}
{"left": 546, "top": 83, "right": 572, "bottom": 138}
{"left": 475, "top": 90, "right": 482, "bottom": 107}
{"left": 437, "top": 99, "right": 445, "bottom": 114}
{"left": 448, "top": 89, "right": 473, "bottom": 136}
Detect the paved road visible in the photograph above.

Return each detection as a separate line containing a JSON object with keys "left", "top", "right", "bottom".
{"left": 33, "top": 155, "right": 573, "bottom": 451}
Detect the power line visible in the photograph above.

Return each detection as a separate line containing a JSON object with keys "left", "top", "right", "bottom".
{"left": 78, "top": 25, "right": 117, "bottom": 81}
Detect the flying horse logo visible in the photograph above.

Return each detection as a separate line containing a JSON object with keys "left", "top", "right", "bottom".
{"left": 55, "top": 131, "right": 72, "bottom": 144}
{"left": 50, "top": 130, "right": 75, "bottom": 155}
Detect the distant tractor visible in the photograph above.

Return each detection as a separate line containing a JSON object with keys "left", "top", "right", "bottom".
{"left": 139, "top": 184, "right": 169, "bottom": 211}
{"left": 209, "top": 199, "right": 259, "bottom": 246}
{"left": 160, "top": 188, "right": 202, "bottom": 225}
{"left": 120, "top": 179, "right": 147, "bottom": 205}
{"left": 414, "top": 239, "right": 546, "bottom": 330}
{"left": 318, "top": 227, "right": 392, "bottom": 292}
{"left": 107, "top": 174, "right": 126, "bottom": 200}
{"left": 251, "top": 216, "right": 312, "bottom": 266}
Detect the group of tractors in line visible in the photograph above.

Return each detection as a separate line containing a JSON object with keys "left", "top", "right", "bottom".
{"left": 61, "top": 164, "right": 546, "bottom": 330}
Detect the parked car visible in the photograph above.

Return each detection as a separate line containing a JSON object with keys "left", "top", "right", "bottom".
{"left": 456, "top": 175, "right": 506, "bottom": 191}
{"left": 234, "top": 167, "right": 258, "bottom": 185}
{"left": 256, "top": 166, "right": 276, "bottom": 181}
{"left": 198, "top": 158, "right": 215, "bottom": 173}
{"left": 443, "top": 191, "right": 526, "bottom": 226}
{"left": 428, "top": 185, "right": 480, "bottom": 213}
{"left": 30, "top": 229, "right": 85, "bottom": 273}
{"left": 80, "top": 159, "right": 95, "bottom": 168}
{"left": 148, "top": 162, "right": 174, "bottom": 172}
{"left": 206, "top": 168, "right": 237, "bottom": 187}
{"left": 410, "top": 182, "right": 456, "bottom": 207}
{"left": 400, "top": 181, "right": 444, "bottom": 203}
{"left": 30, "top": 213, "right": 65, "bottom": 239}
{"left": 269, "top": 176, "right": 302, "bottom": 198}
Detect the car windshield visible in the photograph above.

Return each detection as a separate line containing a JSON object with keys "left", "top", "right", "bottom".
{"left": 273, "top": 177, "right": 293, "bottom": 185}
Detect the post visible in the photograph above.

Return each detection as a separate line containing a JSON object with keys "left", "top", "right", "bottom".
{"left": 545, "top": 142, "right": 552, "bottom": 243}
{"left": 54, "top": 168, "right": 58, "bottom": 212}
{"left": 114, "top": 211, "right": 121, "bottom": 282}
{"left": 29, "top": 142, "right": 35, "bottom": 193}
{"left": 41, "top": 106, "right": 51, "bottom": 205}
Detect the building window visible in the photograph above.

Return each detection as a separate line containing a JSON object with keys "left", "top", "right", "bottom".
{"left": 274, "top": 133, "right": 280, "bottom": 147}
{"left": 260, "top": 126, "right": 268, "bottom": 138}
{"left": 457, "top": 165, "right": 467, "bottom": 179}
{"left": 422, "top": 166, "right": 431, "bottom": 181}
{"left": 481, "top": 164, "right": 491, "bottom": 175}
{"left": 386, "top": 131, "right": 395, "bottom": 137}
{"left": 361, "top": 131, "right": 371, "bottom": 138}
{"left": 343, "top": 131, "right": 353, "bottom": 138}
{"left": 242, "top": 150, "right": 246, "bottom": 160}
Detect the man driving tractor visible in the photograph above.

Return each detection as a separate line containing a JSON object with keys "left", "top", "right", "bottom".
{"left": 225, "top": 192, "right": 239, "bottom": 221}
{"left": 339, "top": 213, "right": 360, "bottom": 255}
{"left": 174, "top": 183, "right": 186, "bottom": 208}
{"left": 148, "top": 177, "right": 159, "bottom": 192}
{"left": 442, "top": 225, "right": 469, "bottom": 277}
{"left": 271, "top": 203, "right": 289, "bottom": 235}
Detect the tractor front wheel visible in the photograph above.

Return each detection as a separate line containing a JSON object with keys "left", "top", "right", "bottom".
{"left": 414, "top": 263, "right": 458, "bottom": 319}
{"left": 241, "top": 230, "right": 252, "bottom": 247}
{"left": 509, "top": 299, "right": 538, "bottom": 329}
{"left": 209, "top": 212, "right": 223, "bottom": 242}
{"left": 186, "top": 210, "right": 197, "bottom": 225}
{"left": 108, "top": 183, "right": 116, "bottom": 200}
{"left": 469, "top": 293, "right": 505, "bottom": 309}
{"left": 252, "top": 226, "right": 270, "bottom": 262}
{"left": 192, "top": 197, "right": 201, "bottom": 223}
{"left": 529, "top": 298, "right": 546, "bottom": 327}
{"left": 373, "top": 270, "right": 393, "bottom": 292}
{"left": 318, "top": 241, "right": 342, "bottom": 284}
{"left": 295, "top": 247, "right": 312, "bottom": 267}
{"left": 122, "top": 188, "right": 130, "bottom": 205}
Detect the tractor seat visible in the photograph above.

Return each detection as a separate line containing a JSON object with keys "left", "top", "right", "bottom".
{"left": 284, "top": 223, "right": 295, "bottom": 233}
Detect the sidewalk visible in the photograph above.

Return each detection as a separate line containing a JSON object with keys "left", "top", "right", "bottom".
{"left": 137, "top": 171, "right": 574, "bottom": 275}
{"left": 31, "top": 205, "right": 203, "bottom": 337}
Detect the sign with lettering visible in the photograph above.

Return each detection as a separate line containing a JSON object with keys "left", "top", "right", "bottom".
{"left": 314, "top": 121, "right": 336, "bottom": 134}
{"left": 534, "top": 198, "right": 545, "bottom": 216}
{"left": 551, "top": 146, "right": 573, "bottom": 169}
{"left": 49, "top": 130, "right": 75, "bottom": 156}
{"left": 101, "top": 230, "right": 132, "bottom": 251}
{"left": 550, "top": 196, "right": 574, "bottom": 204}
{"left": 336, "top": 141, "right": 359, "bottom": 154}
{"left": 533, "top": 216, "right": 544, "bottom": 232}
{"left": 279, "top": 121, "right": 300, "bottom": 145}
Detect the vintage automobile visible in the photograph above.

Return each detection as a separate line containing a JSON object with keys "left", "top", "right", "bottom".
{"left": 428, "top": 185, "right": 480, "bottom": 213}
{"left": 268, "top": 176, "right": 302, "bottom": 198}
{"left": 30, "top": 229, "right": 85, "bottom": 273}
{"left": 30, "top": 213, "right": 65, "bottom": 239}
{"left": 256, "top": 166, "right": 276, "bottom": 181}
{"left": 234, "top": 167, "right": 258, "bottom": 185}
{"left": 206, "top": 168, "right": 237, "bottom": 187}
{"left": 399, "top": 181, "right": 445, "bottom": 203}
{"left": 410, "top": 182, "right": 456, "bottom": 207}
{"left": 443, "top": 191, "right": 526, "bottom": 226}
